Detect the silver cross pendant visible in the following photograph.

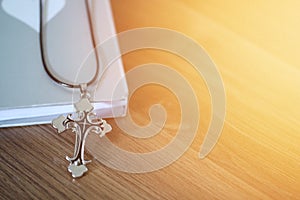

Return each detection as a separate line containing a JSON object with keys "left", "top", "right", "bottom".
{"left": 51, "top": 84, "right": 112, "bottom": 178}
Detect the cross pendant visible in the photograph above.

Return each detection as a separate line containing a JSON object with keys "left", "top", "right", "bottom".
{"left": 52, "top": 96, "right": 112, "bottom": 178}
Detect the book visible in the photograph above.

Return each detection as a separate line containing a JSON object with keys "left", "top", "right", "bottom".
{"left": 0, "top": 0, "right": 128, "bottom": 127}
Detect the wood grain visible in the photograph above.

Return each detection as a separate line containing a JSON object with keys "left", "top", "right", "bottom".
{"left": 1, "top": 0, "right": 300, "bottom": 199}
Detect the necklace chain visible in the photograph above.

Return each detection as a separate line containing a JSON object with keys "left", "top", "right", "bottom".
{"left": 39, "top": 0, "right": 99, "bottom": 89}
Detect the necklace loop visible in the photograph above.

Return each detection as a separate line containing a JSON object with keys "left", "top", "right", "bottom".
{"left": 39, "top": 0, "right": 99, "bottom": 89}
{"left": 80, "top": 83, "right": 91, "bottom": 99}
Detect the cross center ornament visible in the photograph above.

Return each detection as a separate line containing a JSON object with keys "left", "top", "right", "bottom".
{"left": 52, "top": 87, "right": 112, "bottom": 178}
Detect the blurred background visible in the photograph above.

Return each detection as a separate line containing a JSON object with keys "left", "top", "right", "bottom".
{"left": 108, "top": 0, "right": 300, "bottom": 199}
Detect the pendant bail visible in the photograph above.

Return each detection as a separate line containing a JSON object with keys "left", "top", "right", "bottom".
{"left": 80, "top": 83, "right": 90, "bottom": 99}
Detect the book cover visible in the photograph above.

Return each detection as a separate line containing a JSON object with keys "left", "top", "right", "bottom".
{"left": 0, "top": 0, "right": 128, "bottom": 127}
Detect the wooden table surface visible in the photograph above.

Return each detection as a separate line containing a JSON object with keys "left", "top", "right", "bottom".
{"left": 1, "top": 0, "right": 300, "bottom": 199}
